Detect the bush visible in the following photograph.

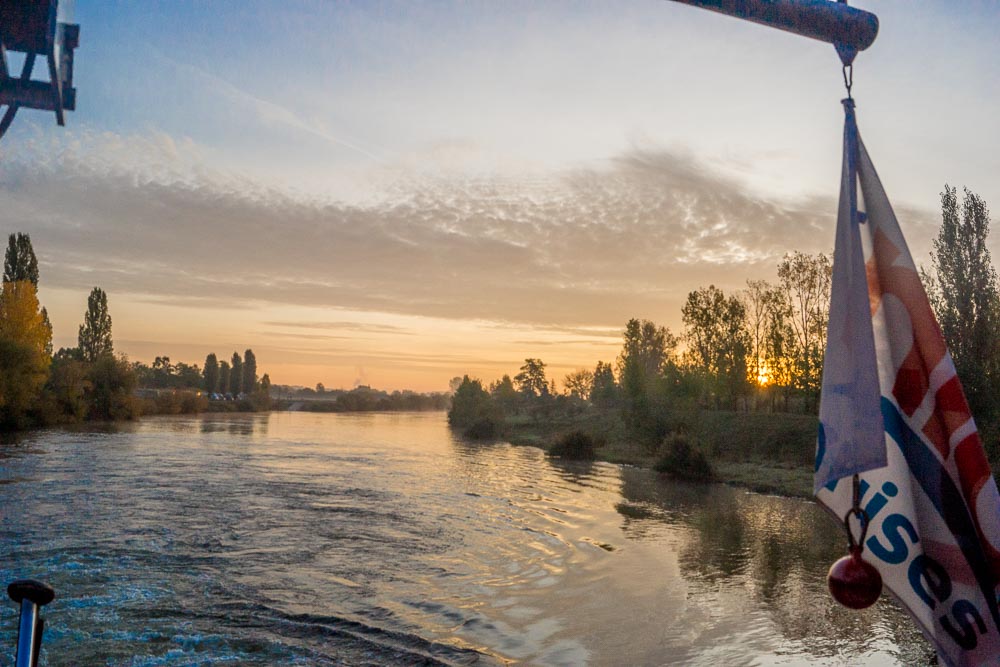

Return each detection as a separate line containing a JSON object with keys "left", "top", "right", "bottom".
{"left": 549, "top": 430, "right": 598, "bottom": 460}
{"left": 654, "top": 433, "right": 714, "bottom": 482}
{"left": 464, "top": 417, "right": 501, "bottom": 440}
{"left": 155, "top": 391, "right": 183, "bottom": 414}
{"left": 180, "top": 392, "right": 209, "bottom": 414}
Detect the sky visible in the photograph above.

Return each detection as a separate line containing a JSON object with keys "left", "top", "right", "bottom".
{"left": 2, "top": 0, "right": 999, "bottom": 392}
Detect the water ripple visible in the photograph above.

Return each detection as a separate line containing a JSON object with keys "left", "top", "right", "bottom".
{"left": 0, "top": 412, "right": 929, "bottom": 665}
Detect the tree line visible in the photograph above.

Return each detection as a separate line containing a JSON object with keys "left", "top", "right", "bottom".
{"left": 273, "top": 384, "right": 450, "bottom": 412}
{"left": 449, "top": 250, "right": 834, "bottom": 445}
{"left": 135, "top": 349, "right": 272, "bottom": 400}
{"left": 0, "top": 233, "right": 272, "bottom": 429}
{"left": 451, "top": 186, "right": 1000, "bottom": 454}
{"left": 0, "top": 233, "right": 133, "bottom": 428}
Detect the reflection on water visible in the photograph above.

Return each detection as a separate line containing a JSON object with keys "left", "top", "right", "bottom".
{"left": 0, "top": 412, "right": 931, "bottom": 665}
{"left": 618, "top": 470, "right": 934, "bottom": 665}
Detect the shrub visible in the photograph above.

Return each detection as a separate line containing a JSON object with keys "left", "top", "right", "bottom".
{"left": 155, "top": 391, "right": 183, "bottom": 415}
{"left": 654, "top": 433, "right": 714, "bottom": 482}
{"left": 464, "top": 417, "right": 501, "bottom": 440}
{"left": 180, "top": 392, "right": 209, "bottom": 414}
{"left": 549, "top": 430, "right": 598, "bottom": 460}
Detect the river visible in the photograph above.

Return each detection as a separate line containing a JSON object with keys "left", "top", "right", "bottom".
{"left": 1, "top": 411, "right": 931, "bottom": 665}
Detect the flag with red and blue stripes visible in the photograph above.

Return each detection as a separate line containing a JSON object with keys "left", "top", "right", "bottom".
{"left": 816, "top": 100, "right": 1000, "bottom": 667}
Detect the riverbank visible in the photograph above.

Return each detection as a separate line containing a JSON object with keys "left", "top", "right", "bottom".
{"left": 498, "top": 409, "right": 819, "bottom": 498}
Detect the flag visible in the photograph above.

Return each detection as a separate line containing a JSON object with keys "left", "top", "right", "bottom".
{"left": 815, "top": 100, "right": 1000, "bottom": 666}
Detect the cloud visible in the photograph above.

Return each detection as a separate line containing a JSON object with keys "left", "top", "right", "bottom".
{"left": 153, "top": 51, "right": 389, "bottom": 163}
{"left": 1, "top": 130, "right": 940, "bottom": 330}
{"left": 263, "top": 321, "right": 412, "bottom": 334}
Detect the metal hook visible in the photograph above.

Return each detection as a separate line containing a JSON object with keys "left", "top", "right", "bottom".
{"left": 842, "top": 474, "right": 868, "bottom": 550}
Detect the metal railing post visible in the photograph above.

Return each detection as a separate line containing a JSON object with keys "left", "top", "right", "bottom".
{"left": 7, "top": 580, "right": 55, "bottom": 667}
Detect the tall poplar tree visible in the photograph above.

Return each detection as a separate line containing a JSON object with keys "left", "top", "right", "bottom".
{"left": 242, "top": 349, "right": 257, "bottom": 394}
{"left": 203, "top": 353, "right": 219, "bottom": 393}
{"left": 229, "top": 352, "right": 243, "bottom": 396}
{"left": 4, "top": 234, "right": 50, "bottom": 358}
{"left": 4, "top": 233, "right": 39, "bottom": 286}
{"left": 218, "top": 361, "right": 231, "bottom": 396}
{"left": 78, "top": 287, "right": 113, "bottom": 362}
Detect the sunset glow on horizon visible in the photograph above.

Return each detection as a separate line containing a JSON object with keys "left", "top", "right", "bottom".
{"left": 4, "top": 1, "right": 999, "bottom": 392}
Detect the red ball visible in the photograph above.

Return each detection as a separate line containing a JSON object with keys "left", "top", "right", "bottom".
{"left": 828, "top": 546, "right": 882, "bottom": 609}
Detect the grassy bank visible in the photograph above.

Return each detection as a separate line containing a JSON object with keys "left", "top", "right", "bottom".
{"left": 499, "top": 409, "right": 819, "bottom": 498}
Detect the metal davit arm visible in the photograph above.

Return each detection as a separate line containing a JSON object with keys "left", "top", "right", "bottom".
{"left": 667, "top": 0, "right": 878, "bottom": 53}
{"left": 0, "top": 0, "right": 80, "bottom": 140}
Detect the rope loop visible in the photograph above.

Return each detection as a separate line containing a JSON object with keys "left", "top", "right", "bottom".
{"left": 842, "top": 63, "right": 854, "bottom": 99}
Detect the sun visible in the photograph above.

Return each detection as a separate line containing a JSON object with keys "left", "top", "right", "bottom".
{"left": 756, "top": 361, "right": 771, "bottom": 387}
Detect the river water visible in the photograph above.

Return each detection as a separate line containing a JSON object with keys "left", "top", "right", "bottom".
{"left": 1, "top": 411, "right": 931, "bottom": 665}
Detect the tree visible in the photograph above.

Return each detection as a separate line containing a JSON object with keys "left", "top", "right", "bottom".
{"left": 762, "top": 288, "right": 797, "bottom": 410}
{"left": 316, "top": 382, "right": 326, "bottom": 394}
{"left": 489, "top": 374, "right": 519, "bottom": 414}
{"left": 243, "top": 349, "right": 258, "bottom": 394}
{"left": 0, "top": 340, "right": 48, "bottom": 428}
{"left": 152, "top": 356, "right": 172, "bottom": 387}
{"left": 203, "top": 353, "right": 219, "bottom": 392}
{"left": 40, "top": 307, "right": 53, "bottom": 357}
{"left": 173, "top": 362, "right": 202, "bottom": 388}
{"left": 86, "top": 354, "right": 138, "bottom": 420}
{"left": 615, "top": 319, "right": 678, "bottom": 439}
{"left": 683, "top": 286, "right": 726, "bottom": 378}
{"left": 927, "top": 186, "right": 1000, "bottom": 422}
{"left": 682, "top": 286, "right": 750, "bottom": 408}
{"left": 590, "top": 361, "right": 618, "bottom": 409}
{"left": 218, "top": 361, "right": 231, "bottom": 395}
{"left": 777, "top": 252, "right": 832, "bottom": 409}
{"left": 0, "top": 280, "right": 52, "bottom": 427}
{"left": 514, "top": 358, "right": 548, "bottom": 398}
{"left": 252, "top": 371, "right": 273, "bottom": 410}
{"left": 4, "top": 234, "right": 50, "bottom": 358}
{"left": 46, "top": 354, "right": 90, "bottom": 420}
{"left": 0, "top": 281, "right": 51, "bottom": 357}
{"left": 229, "top": 352, "right": 243, "bottom": 395}
{"left": 617, "top": 319, "right": 676, "bottom": 381}
{"left": 448, "top": 375, "right": 500, "bottom": 436}
{"left": 78, "top": 287, "right": 114, "bottom": 362}
{"left": 743, "top": 280, "right": 780, "bottom": 388}
{"left": 563, "top": 369, "right": 594, "bottom": 401}
{"left": 4, "top": 233, "right": 39, "bottom": 286}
